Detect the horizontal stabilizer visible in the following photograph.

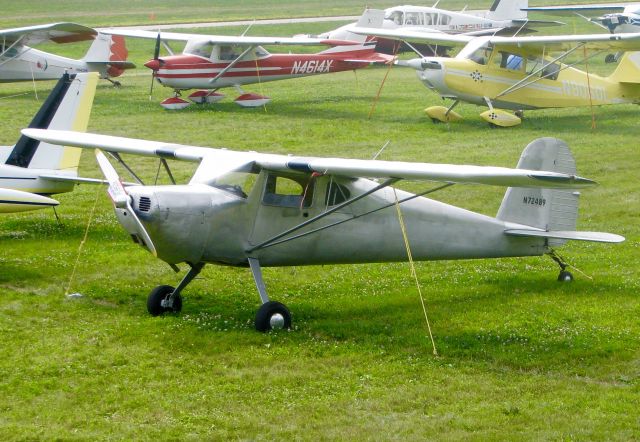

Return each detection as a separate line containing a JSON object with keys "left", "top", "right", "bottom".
{"left": 505, "top": 229, "right": 625, "bottom": 243}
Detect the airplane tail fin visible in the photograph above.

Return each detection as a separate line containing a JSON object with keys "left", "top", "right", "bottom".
{"left": 5, "top": 72, "right": 98, "bottom": 173}
{"left": 497, "top": 138, "right": 579, "bottom": 247}
{"left": 356, "top": 8, "right": 386, "bottom": 29}
{"left": 83, "top": 33, "right": 134, "bottom": 78}
{"left": 487, "top": 0, "right": 528, "bottom": 20}
{"left": 607, "top": 52, "right": 640, "bottom": 83}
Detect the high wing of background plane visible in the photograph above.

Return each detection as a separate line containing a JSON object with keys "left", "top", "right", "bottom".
{"left": 102, "top": 28, "right": 393, "bottom": 108}
{"left": 23, "top": 128, "right": 623, "bottom": 330}
{"left": 0, "top": 23, "right": 134, "bottom": 84}
{"left": 0, "top": 22, "right": 96, "bottom": 45}
{"left": 351, "top": 26, "right": 640, "bottom": 126}
{"left": 523, "top": 3, "right": 640, "bottom": 34}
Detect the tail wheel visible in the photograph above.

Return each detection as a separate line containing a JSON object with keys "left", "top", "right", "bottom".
{"left": 255, "top": 301, "right": 291, "bottom": 332}
{"left": 147, "top": 285, "right": 182, "bottom": 316}
{"left": 557, "top": 270, "right": 574, "bottom": 282}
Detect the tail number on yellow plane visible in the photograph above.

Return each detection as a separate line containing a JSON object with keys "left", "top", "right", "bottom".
{"left": 562, "top": 81, "right": 606, "bottom": 101}
{"left": 291, "top": 60, "right": 334, "bottom": 74}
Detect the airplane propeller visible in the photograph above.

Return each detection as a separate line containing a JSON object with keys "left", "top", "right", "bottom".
{"left": 145, "top": 31, "right": 162, "bottom": 99}
{"left": 95, "top": 149, "right": 157, "bottom": 256}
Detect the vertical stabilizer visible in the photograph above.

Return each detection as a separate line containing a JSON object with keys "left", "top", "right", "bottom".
{"left": 488, "top": 0, "right": 528, "bottom": 20}
{"left": 5, "top": 72, "right": 99, "bottom": 172}
{"left": 607, "top": 51, "right": 640, "bottom": 83}
{"left": 497, "top": 138, "right": 579, "bottom": 246}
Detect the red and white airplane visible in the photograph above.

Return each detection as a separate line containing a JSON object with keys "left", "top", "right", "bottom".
{"left": 103, "top": 29, "right": 394, "bottom": 108}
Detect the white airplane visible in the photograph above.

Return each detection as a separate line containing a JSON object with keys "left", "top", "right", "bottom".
{"left": 0, "top": 72, "right": 98, "bottom": 213}
{"left": 317, "top": 1, "right": 562, "bottom": 53}
{"left": 524, "top": 3, "right": 640, "bottom": 34}
{"left": 23, "top": 127, "right": 624, "bottom": 331}
{"left": 0, "top": 23, "right": 133, "bottom": 85}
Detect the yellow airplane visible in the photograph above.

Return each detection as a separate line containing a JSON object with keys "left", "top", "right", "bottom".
{"left": 353, "top": 24, "right": 640, "bottom": 126}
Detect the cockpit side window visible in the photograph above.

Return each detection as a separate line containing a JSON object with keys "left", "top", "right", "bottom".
{"left": 493, "top": 51, "right": 523, "bottom": 71}
{"left": 325, "top": 181, "right": 351, "bottom": 206}
{"left": 467, "top": 44, "right": 493, "bottom": 65}
{"left": 184, "top": 41, "right": 215, "bottom": 59}
{"left": 386, "top": 11, "right": 404, "bottom": 25}
{"left": 405, "top": 12, "right": 423, "bottom": 25}
{"left": 262, "top": 174, "right": 314, "bottom": 208}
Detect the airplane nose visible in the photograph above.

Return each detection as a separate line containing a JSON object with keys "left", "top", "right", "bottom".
{"left": 395, "top": 58, "right": 424, "bottom": 70}
{"left": 144, "top": 59, "right": 161, "bottom": 71}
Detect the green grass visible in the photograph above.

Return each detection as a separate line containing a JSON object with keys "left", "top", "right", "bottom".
{"left": 1, "top": 13, "right": 639, "bottom": 442}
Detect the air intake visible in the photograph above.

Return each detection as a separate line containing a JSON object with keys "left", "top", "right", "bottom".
{"left": 138, "top": 196, "right": 151, "bottom": 212}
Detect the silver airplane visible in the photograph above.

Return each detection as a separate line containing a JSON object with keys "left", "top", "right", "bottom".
{"left": 22, "top": 128, "right": 625, "bottom": 332}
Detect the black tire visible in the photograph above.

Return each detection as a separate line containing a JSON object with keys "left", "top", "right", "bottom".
{"left": 147, "top": 285, "right": 182, "bottom": 316}
{"left": 255, "top": 301, "right": 291, "bottom": 332}
{"left": 557, "top": 270, "right": 574, "bottom": 282}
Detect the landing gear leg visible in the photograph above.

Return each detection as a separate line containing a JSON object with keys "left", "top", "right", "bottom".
{"left": 147, "top": 262, "right": 205, "bottom": 315}
{"left": 547, "top": 250, "right": 574, "bottom": 282}
{"left": 106, "top": 78, "right": 121, "bottom": 88}
{"left": 249, "top": 258, "right": 291, "bottom": 332}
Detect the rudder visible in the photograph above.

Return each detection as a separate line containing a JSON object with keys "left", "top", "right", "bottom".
{"left": 488, "top": 0, "right": 528, "bottom": 20}
{"left": 497, "top": 138, "right": 579, "bottom": 246}
{"left": 5, "top": 72, "right": 99, "bottom": 172}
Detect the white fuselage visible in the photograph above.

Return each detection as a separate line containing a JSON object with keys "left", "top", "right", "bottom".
{"left": 0, "top": 45, "right": 94, "bottom": 82}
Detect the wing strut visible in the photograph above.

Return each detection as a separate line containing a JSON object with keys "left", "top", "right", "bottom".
{"left": 107, "top": 151, "right": 146, "bottom": 185}
{"left": 209, "top": 45, "right": 255, "bottom": 85}
{"left": 247, "top": 177, "right": 399, "bottom": 253}
{"left": 247, "top": 182, "right": 454, "bottom": 252}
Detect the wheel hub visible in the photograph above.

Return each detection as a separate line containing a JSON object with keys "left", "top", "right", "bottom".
{"left": 269, "top": 313, "right": 285, "bottom": 329}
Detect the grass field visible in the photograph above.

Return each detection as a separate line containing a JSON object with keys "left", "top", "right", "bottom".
{"left": 1, "top": 4, "right": 640, "bottom": 441}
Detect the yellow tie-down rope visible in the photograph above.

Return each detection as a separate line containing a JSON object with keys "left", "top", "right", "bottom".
{"left": 393, "top": 188, "right": 438, "bottom": 355}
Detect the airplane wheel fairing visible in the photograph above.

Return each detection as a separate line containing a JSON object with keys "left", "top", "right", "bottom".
{"left": 558, "top": 271, "right": 574, "bottom": 282}
{"left": 147, "top": 285, "right": 182, "bottom": 316}
{"left": 255, "top": 301, "right": 291, "bottom": 332}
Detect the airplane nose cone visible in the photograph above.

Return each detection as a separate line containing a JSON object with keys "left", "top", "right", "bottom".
{"left": 144, "top": 59, "right": 161, "bottom": 71}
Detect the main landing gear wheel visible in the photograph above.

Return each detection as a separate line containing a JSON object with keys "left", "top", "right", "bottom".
{"left": 557, "top": 270, "right": 574, "bottom": 282}
{"left": 147, "top": 285, "right": 182, "bottom": 316}
{"left": 255, "top": 301, "right": 291, "bottom": 332}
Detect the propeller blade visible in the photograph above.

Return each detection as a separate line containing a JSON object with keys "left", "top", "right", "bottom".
{"left": 149, "top": 31, "right": 161, "bottom": 99}
{"left": 95, "top": 149, "right": 157, "bottom": 256}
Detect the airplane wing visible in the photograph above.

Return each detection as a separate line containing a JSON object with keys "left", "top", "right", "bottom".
{"left": 0, "top": 22, "right": 97, "bottom": 46}
{"left": 522, "top": 5, "right": 626, "bottom": 17}
{"left": 22, "top": 129, "right": 596, "bottom": 189}
{"left": 489, "top": 31, "right": 640, "bottom": 52}
{"left": 101, "top": 28, "right": 359, "bottom": 46}
{"left": 352, "top": 27, "right": 474, "bottom": 47}
{"left": 353, "top": 26, "right": 640, "bottom": 52}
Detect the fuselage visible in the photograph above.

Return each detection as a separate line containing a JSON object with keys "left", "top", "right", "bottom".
{"left": 121, "top": 171, "right": 546, "bottom": 268}
{"left": 0, "top": 46, "right": 93, "bottom": 82}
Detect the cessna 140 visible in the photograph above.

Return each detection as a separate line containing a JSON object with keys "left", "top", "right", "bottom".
{"left": 353, "top": 24, "right": 640, "bottom": 126}
{"left": 319, "top": 0, "right": 562, "bottom": 53}
{"left": 0, "top": 72, "right": 98, "bottom": 213}
{"left": 0, "top": 23, "right": 133, "bottom": 86}
{"left": 23, "top": 127, "right": 623, "bottom": 331}
{"left": 102, "top": 29, "right": 393, "bottom": 109}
